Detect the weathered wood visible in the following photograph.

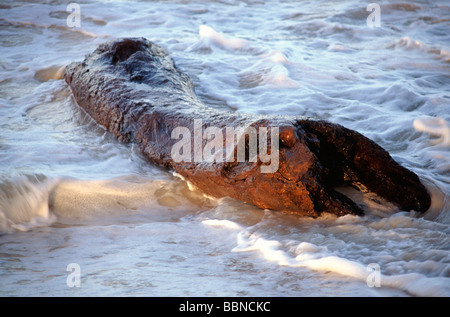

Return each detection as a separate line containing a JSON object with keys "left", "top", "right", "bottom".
{"left": 64, "top": 38, "right": 431, "bottom": 217}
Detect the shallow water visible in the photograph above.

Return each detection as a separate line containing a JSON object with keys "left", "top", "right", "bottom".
{"left": 0, "top": 0, "right": 449, "bottom": 296}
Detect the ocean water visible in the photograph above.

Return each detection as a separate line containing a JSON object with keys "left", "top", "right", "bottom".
{"left": 0, "top": 0, "right": 449, "bottom": 297}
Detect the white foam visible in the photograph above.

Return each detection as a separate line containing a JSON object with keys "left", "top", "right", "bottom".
{"left": 264, "top": 50, "right": 290, "bottom": 64}
{"left": 382, "top": 273, "right": 450, "bottom": 297}
{"left": 202, "top": 219, "right": 243, "bottom": 230}
{"left": 50, "top": 175, "right": 217, "bottom": 219}
{"left": 396, "top": 36, "right": 425, "bottom": 50}
{"left": 0, "top": 175, "right": 59, "bottom": 233}
{"left": 413, "top": 116, "right": 450, "bottom": 176}
{"left": 198, "top": 25, "right": 249, "bottom": 50}
{"left": 234, "top": 232, "right": 295, "bottom": 266}
{"left": 172, "top": 172, "right": 218, "bottom": 201}
{"left": 263, "top": 72, "right": 300, "bottom": 88}
{"left": 238, "top": 50, "right": 299, "bottom": 89}
{"left": 232, "top": 229, "right": 450, "bottom": 296}
{"left": 392, "top": 37, "right": 450, "bottom": 62}
{"left": 413, "top": 116, "right": 450, "bottom": 147}
{"left": 190, "top": 25, "right": 249, "bottom": 52}
{"left": 0, "top": 174, "right": 219, "bottom": 232}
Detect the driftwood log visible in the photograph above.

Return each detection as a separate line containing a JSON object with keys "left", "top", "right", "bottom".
{"left": 64, "top": 38, "right": 431, "bottom": 217}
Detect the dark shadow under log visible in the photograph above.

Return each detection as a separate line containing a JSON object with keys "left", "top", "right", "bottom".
{"left": 64, "top": 38, "right": 431, "bottom": 217}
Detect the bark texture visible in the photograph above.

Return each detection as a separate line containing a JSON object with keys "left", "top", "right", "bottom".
{"left": 64, "top": 38, "right": 431, "bottom": 217}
